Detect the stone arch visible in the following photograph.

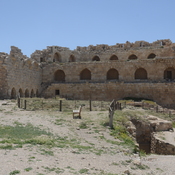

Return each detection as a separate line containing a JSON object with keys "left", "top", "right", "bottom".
{"left": 69, "top": 55, "right": 76, "bottom": 62}
{"left": 92, "top": 56, "right": 100, "bottom": 61}
{"left": 80, "top": 69, "right": 91, "bottom": 80}
{"left": 25, "top": 89, "right": 29, "bottom": 98}
{"left": 53, "top": 52, "right": 61, "bottom": 62}
{"left": 31, "top": 89, "right": 34, "bottom": 98}
{"left": 128, "top": 54, "right": 138, "bottom": 60}
{"left": 36, "top": 89, "right": 39, "bottom": 97}
{"left": 164, "top": 67, "right": 175, "bottom": 80}
{"left": 54, "top": 70, "right": 65, "bottom": 82}
{"left": 109, "top": 55, "right": 118, "bottom": 60}
{"left": 148, "top": 53, "right": 156, "bottom": 59}
{"left": 19, "top": 88, "right": 23, "bottom": 97}
{"left": 107, "top": 68, "right": 119, "bottom": 80}
{"left": 11, "top": 88, "right": 16, "bottom": 99}
{"left": 135, "top": 68, "right": 147, "bottom": 79}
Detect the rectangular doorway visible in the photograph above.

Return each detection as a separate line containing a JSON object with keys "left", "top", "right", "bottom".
{"left": 55, "top": 90, "right": 60, "bottom": 96}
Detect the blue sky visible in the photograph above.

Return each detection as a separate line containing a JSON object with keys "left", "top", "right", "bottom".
{"left": 0, "top": 0, "right": 175, "bottom": 57}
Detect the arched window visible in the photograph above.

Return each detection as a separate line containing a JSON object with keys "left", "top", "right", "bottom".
{"left": 25, "top": 89, "right": 29, "bottom": 98}
{"left": 19, "top": 88, "right": 23, "bottom": 97}
{"left": 128, "top": 54, "right": 137, "bottom": 60}
{"left": 164, "top": 67, "right": 175, "bottom": 80}
{"left": 11, "top": 88, "right": 16, "bottom": 99}
{"left": 135, "top": 68, "right": 147, "bottom": 79}
{"left": 80, "top": 69, "right": 91, "bottom": 80}
{"left": 31, "top": 89, "right": 34, "bottom": 98}
{"left": 69, "top": 55, "right": 76, "bottom": 62}
{"left": 148, "top": 53, "right": 156, "bottom": 59}
{"left": 92, "top": 56, "right": 100, "bottom": 61}
{"left": 40, "top": 57, "right": 45, "bottom": 62}
{"left": 53, "top": 52, "right": 61, "bottom": 62}
{"left": 110, "top": 55, "right": 118, "bottom": 60}
{"left": 107, "top": 69, "right": 119, "bottom": 80}
{"left": 54, "top": 70, "right": 65, "bottom": 82}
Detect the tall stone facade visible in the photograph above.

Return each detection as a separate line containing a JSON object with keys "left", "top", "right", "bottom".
{"left": 1, "top": 39, "right": 175, "bottom": 108}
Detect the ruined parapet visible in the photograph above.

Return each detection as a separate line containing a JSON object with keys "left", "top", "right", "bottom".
{"left": 31, "top": 49, "right": 49, "bottom": 63}
{"left": 152, "top": 39, "right": 172, "bottom": 47}
{"left": 75, "top": 39, "right": 172, "bottom": 53}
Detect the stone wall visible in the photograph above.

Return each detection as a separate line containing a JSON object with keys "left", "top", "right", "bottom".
{"left": 0, "top": 53, "right": 8, "bottom": 98}
{"left": 42, "top": 82, "right": 175, "bottom": 108}
{"left": 31, "top": 39, "right": 175, "bottom": 63}
{"left": 151, "top": 133, "right": 175, "bottom": 155}
{"left": 1, "top": 39, "right": 175, "bottom": 106}
{"left": 1, "top": 46, "right": 42, "bottom": 98}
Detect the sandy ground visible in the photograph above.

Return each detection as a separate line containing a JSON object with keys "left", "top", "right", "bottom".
{"left": 0, "top": 100, "right": 175, "bottom": 175}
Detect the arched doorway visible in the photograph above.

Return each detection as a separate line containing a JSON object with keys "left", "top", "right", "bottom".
{"left": 53, "top": 53, "right": 61, "bottom": 62}
{"left": 11, "top": 88, "right": 16, "bottom": 99}
{"left": 31, "top": 89, "right": 34, "bottom": 98}
{"left": 164, "top": 67, "right": 175, "bottom": 80}
{"left": 135, "top": 68, "right": 147, "bottom": 79}
{"left": 54, "top": 70, "right": 65, "bottom": 82}
{"left": 25, "top": 89, "right": 29, "bottom": 98}
{"left": 19, "top": 88, "right": 23, "bottom": 97}
{"left": 69, "top": 55, "right": 76, "bottom": 62}
{"left": 107, "top": 69, "right": 119, "bottom": 80}
{"left": 80, "top": 69, "right": 91, "bottom": 80}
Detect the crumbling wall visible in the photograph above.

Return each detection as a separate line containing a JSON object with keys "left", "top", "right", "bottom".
{"left": 31, "top": 39, "right": 175, "bottom": 63}
{"left": 4, "top": 46, "right": 42, "bottom": 98}
{"left": 0, "top": 53, "right": 8, "bottom": 98}
{"left": 151, "top": 134, "right": 175, "bottom": 155}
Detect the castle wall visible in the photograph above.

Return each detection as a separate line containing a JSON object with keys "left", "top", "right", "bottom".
{"left": 3, "top": 46, "right": 42, "bottom": 98}
{"left": 39, "top": 40, "right": 175, "bottom": 108}
{"left": 1, "top": 40, "right": 175, "bottom": 108}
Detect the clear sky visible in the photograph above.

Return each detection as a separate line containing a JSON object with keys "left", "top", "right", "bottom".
{"left": 0, "top": 0, "right": 175, "bottom": 57}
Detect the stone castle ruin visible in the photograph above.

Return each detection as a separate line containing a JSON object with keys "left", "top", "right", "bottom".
{"left": 1, "top": 39, "right": 175, "bottom": 108}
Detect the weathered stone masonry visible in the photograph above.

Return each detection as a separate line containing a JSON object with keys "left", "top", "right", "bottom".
{"left": 1, "top": 39, "right": 175, "bottom": 108}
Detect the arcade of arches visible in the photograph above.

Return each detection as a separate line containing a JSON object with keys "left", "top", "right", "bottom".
{"left": 11, "top": 88, "right": 39, "bottom": 99}
{"left": 53, "top": 67, "right": 175, "bottom": 82}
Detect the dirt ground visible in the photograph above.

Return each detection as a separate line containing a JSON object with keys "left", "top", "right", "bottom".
{"left": 0, "top": 100, "right": 175, "bottom": 175}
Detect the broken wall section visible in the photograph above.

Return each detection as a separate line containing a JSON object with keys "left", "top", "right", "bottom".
{"left": 4, "top": 46, "right": 42, "bottom": 98}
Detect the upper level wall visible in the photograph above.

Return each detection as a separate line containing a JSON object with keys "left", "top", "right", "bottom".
{"left": 42, "top": 58, "right": 175, "bottom": 84}
{"left": 30, "top": 39, "right": 175, "bottom": 63}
